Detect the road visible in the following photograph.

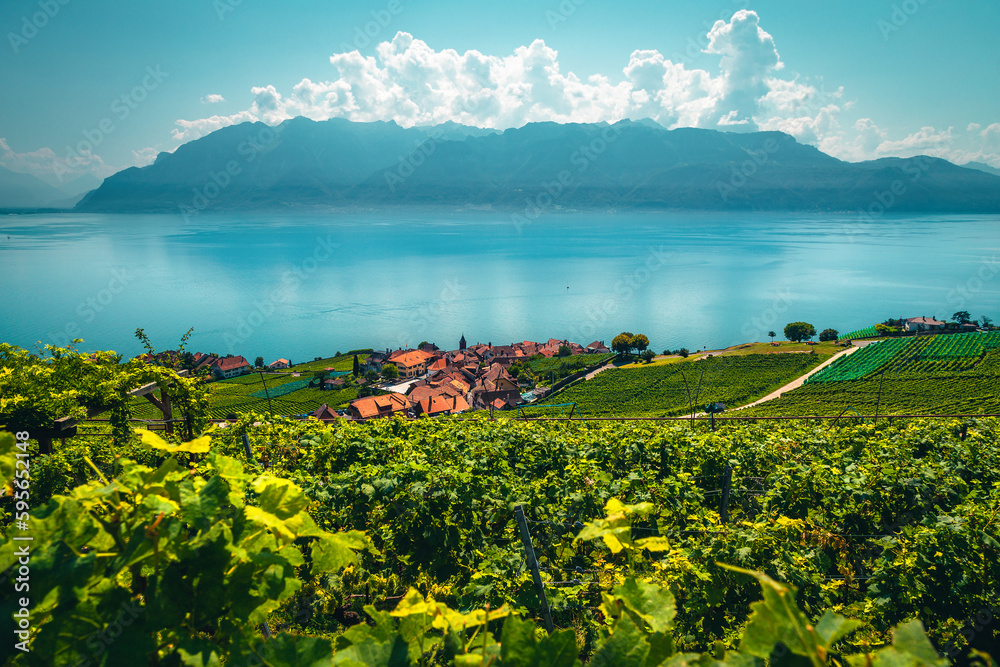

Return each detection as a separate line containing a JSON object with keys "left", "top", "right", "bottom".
{"left": 730, "top": 344, "right": 862, "bottom": 412}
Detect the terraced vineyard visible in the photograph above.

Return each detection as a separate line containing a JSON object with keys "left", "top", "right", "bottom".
{"left": 129, "top": 370, "right": 359, "bottom": 419}
{"left": 536, "top": 352, "right": 826, "bottom": 417}
{"left": 840, "top": 324, "right": 879, "bottom": 340}
{"left": 745, "top": 332, "right": 1000, "bottom": 416}
{"left": 807, "top": 337, "right": 913, "bottom": 382}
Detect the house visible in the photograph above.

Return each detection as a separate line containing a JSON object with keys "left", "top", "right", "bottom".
{"left": 472, "top": 363, "right": 522, "bottom": 408}
{"left": 904, "top": 316, "right": 946, "bottom": 332}
{"left": 310, "top": 404, "right": 340, "bottom": 423}
{"left": 391, "top": 350, "right": 433, "bottom": 378}
{"left": 211, "top": 355, "right": 251, "bottom": 379}
{"left": 362, "top": 351, "right": 388, "bottom": 373}
{"left": 415, "top": 394, "right": 471, "bottom": 417}
{"left": 269, "top": 358, "right": 290, "bottom": 369}
{"left": 586, "top": 341, "right": 611, "bottom": 354}
{"left": 348, "top": 393, "right": 412, "bottom": 421}
{"left": 193, "top": 352, "right": 219, "bottom": 372}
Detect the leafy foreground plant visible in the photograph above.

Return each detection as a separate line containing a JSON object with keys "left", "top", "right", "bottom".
{"left": 1, "top": 432, "right": 994, "bottom": 666}
{"left": 0, "top": 430, "right": 368, "bottom": 665}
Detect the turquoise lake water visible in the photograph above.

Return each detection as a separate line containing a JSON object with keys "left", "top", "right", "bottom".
{"left": 1, "top": 210, "right": 998, "bottom": 361}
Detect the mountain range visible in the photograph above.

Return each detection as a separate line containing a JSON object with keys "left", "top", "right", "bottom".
{"left": 31, "top": 117, "right": 1000, "bottom": 213}
{"left": 0, "top": 166, "right": 103, "bottom": 209}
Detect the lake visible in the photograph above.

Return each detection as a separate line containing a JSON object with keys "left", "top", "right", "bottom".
{"left": 1, "top": 210, "right": 998, "bottom": 362}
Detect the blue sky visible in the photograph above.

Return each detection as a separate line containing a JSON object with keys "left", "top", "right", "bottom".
{"left": 2, "top": 0, "right": 998, "bottom": 181}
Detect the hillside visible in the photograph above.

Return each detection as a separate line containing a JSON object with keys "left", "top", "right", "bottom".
{"left": 75, "top": 117, "right": 1000, "bottom": 213}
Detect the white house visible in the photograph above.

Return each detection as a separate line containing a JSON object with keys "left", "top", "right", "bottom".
{"left": 904, "top": 317, "right": 945, "bottom": 332}
{"left": 269, "top": 358, "right": 290, "bottom": 369}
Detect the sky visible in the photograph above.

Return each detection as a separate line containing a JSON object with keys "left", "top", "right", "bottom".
{"left": 1, "top": 0, "right": 999, "bottom": 183}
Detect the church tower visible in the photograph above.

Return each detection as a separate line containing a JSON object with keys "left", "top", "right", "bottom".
{"left": 459, "top": 334, "right": 467, "bottom": 350}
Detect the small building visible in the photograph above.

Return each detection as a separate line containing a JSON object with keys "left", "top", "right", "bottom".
{"left": 415, "top": 394, "right": 471, "bottom": 417}
{"left": 211, "top": 355, "right": 251, "bottom": 379}
{"left": 586, "top": 341, "right": 611, "bottom": 354}
{"left": 348, "top": 393, "right": 412, "bottom": 421}
{"left": 391, "top": 350, "right": 433, "bottom": 378}
{"left": 904, "top": 316, "right": 945, "bottom": 332}
{"left": 310, "top": 404, "right": 340, "bottom": 423}
{"left": 269, "top": 358, "right": 290, "bottom": 369}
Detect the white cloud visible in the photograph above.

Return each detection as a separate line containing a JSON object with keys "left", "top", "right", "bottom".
{"left": 132, "top": 146, "right": 160, "bottom": 167}
{"left": 200, "top": 94, "right": 226, "bottom": 104}
{"left": 0, "top": 137, "right": 113, "bottom": 181}
{"left": 164, "top": 11, "right": 998, "bottom": 168}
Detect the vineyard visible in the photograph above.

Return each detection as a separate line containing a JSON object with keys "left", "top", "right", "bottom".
{"left": 3, "top": 415, "right": 999, "bottom": 665}
{"left": 840, "top": 325, "right": 879, "bottom": 340}
{"left": 535, "top": 353, "right": 827, "bottom": 417}
{"left": 743, "top": 332, "right": 1000, "bottom": 417}
{"left": 129, "top": 371, "right": 358, "bottom": 420}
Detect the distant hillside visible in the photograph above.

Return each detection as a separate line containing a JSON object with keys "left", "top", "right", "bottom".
{"left": 963, "top": 161, "right": 1000, "bottom": 177}
{"left": 75, "top": 117, "right": 1000, "bottom": 214}
{"left": 0, "top": 166, "right": 67, "bottom": 208}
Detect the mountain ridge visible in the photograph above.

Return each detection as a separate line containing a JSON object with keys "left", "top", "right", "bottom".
{"left": 72, "top": 117, "right": 1000, "bottom": 214}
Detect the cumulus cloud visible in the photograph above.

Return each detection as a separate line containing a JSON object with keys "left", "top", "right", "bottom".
{"left": 164, "top": 11, "right": 998, "bottom": 167}
{"left": 200, "top": 94, "right": 226, "bottom": 104}
{"left": 171, "top": 11, "right": 790, "bottom": 136}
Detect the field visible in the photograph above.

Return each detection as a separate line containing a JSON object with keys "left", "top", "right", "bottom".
{"left": 526, "top": 352, "right": 614, "bottom": 380}
{"left": 281, "top": 352, "right": 368, "bottom": 373}
{"left": 840, "top": 325, "right": 879, "bottom": 340}
{"left": 534, "top": 352, "right": 827, "bottom": 417}
{"left": 18, "top": 415, "right": 1000, "bottom": 662}
{"left": 129, "top": 370, "right": 359, "bottom": 419}
{"left": 744, "top": 331, "right": 1000, "bottom": 416}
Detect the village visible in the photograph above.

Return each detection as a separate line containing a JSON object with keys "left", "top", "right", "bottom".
{"left": 156, "top": 334, "right": 618, "bottom": 423}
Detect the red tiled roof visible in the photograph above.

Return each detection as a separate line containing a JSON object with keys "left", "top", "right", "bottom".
{"left": 350, "top": 393, "right": 411, "bottom": 419}
{"left": 418, "top": 394, "right": 470, "bottom": 416}
{"left": 393, "top": 350, "right": 432, "bottom": 369}
{"left": 213, "top": 356, "right": 249, "bottom": 371}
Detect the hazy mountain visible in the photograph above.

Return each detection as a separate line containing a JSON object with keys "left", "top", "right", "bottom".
{"left": 76, "top": 117, "right": 1000, "bottom": 214}
{"left": 0, "top": 166, "right": 67, "bottom": 208}
{"left": 963, "top": 161, "right": 1000, "bottom": 177}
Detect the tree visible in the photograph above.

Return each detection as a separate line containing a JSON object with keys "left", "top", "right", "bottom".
{"left": 874, "top": 323, "right": 891, "bottom": 336}
{"left": 364, "top": 369, "right": 379, "bottom": 383}
{"left": 418, "top": 341, "right": 429, "bottom": 349}
{"left": 768, "top": 331, "right": 776, "bottom": 342}
{"left": 353, "top": 354, "right": 360, "bottom": 376}
{"left": 678, "top": 348, "right": 690, "bottom": 358}
{"left": 640, "top": 349, "right": 656, "bottom": 363}
{"left": 982, "top": 315, "right": 994, "bottom": 330}
{"left": 254, "top": 356, "right": 264, "bottom": 368}
{"left": 953, "top": 311, "right": 971, "bottom": 325}
{"left": 784, "top": 322, "right": 816, "bottom": 342}
{"left": 558, "top": 344, "right": 572, "bottom": 357}
{"left": 819, "top": 328, "right": 838, "bottom": 342}
{"left": 631, "top": 334, "right": 649, "bottom": 353}
{"left": 381, "top": 363, "right": 399, "bottom": 381}
{"left": 611, "top": 332, "right": 634, "bottom": 356}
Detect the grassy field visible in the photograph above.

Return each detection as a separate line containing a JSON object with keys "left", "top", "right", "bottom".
{"left": 526, "top": 352, "right": 615, "bottom": 381}
{"left": 281, "top": 353, "right": 367, "bottom": 373}
{"left": 743, "top": 332, "right": 1000, "bottom": 416}
{"left": 532, "top": 352, "right": 826, "bottom": 417}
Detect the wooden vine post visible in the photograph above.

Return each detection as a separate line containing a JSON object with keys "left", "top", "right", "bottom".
{"left": 513, "top": 505, "right": 554, "bottom": 634}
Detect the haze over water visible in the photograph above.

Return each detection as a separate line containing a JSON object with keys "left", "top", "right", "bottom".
{"left": 1, "top": 211, "right": 997, "bottom": 361}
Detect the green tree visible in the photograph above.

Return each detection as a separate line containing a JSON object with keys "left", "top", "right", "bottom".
{"left": 353, "top": 354, "right": 360, "bottom": 376}
{"left": 953, "top": 310, "right": 971, "bottom": 325}
{"left": 678, "top": 348, "right": 690, "bottom": 358}
{"left": 640, "top": 349, "right": 656, "bottom": 363}
{"left": 768, "top": 330, "right": 776, "bottom": 342}
{"left": 819, "top": 328, "right": 839, "bottom": 342}
{"left": 557, "top": 344, "right": 572, "bottom": 357}
{"left": 784, "top": 322, "right": 816, "bottom": 342}
{"left": 254, "top": 356, "right": 264, "bottom": 368}
{"left": 982, "top": 315, "right": 993, "bottom": 330}
{"left": 612, "top": 332, "right": 635, "bottom": 356}
{"left": 381, "top": 363, "right": 399, "bottom": 380}
{"left": 631, "top": 334, "right": 650, "bottom": 353}
{"left": 364, "top": 369, "right": 380, "bottom": 383}
{"left": 875, "top": 323, "right": 892, "bottom": 336}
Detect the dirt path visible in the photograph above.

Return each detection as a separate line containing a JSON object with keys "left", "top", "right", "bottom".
{"left": 731, "top": 345, "right": 861, "bottom": 411}
{"left": 584, "top": 359, "right": 618, "bottom": 380}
